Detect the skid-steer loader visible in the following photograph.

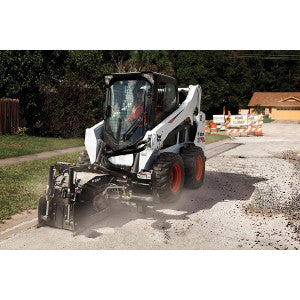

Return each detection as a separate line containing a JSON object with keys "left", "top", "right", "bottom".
{"left": 38, "top": 72, "right": 206, "bottom": 231}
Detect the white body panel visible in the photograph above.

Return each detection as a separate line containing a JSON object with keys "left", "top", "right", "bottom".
{"left": 108, "top": 154, "right": 134, "bottom": 166}
{"left": 85, "top": 120, "right": 104, "bottom": 163}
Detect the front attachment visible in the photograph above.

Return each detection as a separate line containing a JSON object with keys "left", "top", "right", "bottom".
{"left": 37, "top": 164, "right": 111, "bottom": 232}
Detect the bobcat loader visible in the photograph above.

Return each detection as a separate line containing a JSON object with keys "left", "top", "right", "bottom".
{"left": 38, "top": 72, "right": 206, "bottom": 231}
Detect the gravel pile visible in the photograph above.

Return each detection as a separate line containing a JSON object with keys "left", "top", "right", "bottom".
{"left": 279, "top": 150, "right": 300, "bottom": 161}
{"left": 208, "top": 153, "right": 300, "bottom": 244}
{"left": 209, "top": 155, "right": 300, "bottom": 209}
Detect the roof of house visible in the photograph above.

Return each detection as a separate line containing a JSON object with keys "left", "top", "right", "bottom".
{"left": 248, "top": 92, "right": 300, "bottom": 107}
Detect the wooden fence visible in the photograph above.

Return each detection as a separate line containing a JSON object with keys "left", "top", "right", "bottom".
{"left": 0, "top": 98, "right": 20, "bottom": 135}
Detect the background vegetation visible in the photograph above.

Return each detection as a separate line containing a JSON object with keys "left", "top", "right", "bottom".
{"left": 0, "top": 50, "right": 299, "bottom": 137}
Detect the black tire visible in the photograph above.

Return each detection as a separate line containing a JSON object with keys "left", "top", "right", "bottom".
{"left": 37, "top": 196, "right": 47, "bottom": 227}
{"left": 181, "top": 145, "right": 205, "bottom": 189}
{"left": 152, "top": 152, "right": 185, "bottom": 202}
{"left": 77, "top": 150, "right": 90, "bottom": 165}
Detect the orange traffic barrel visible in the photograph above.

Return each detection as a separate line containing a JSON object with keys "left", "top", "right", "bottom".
{"left": 210, "top": 123, "right": 218, "bottom": 134}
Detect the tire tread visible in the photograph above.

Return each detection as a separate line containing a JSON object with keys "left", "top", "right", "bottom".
{"left": 181, "top": 145, "right": 205, "bottom": 189}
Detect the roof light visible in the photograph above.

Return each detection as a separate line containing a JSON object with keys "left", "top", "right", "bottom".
{"left": 141, "top": 72, "right": 154, "bottom": 84}
{"left": 104, "top": 75, "right": 113, "bottom": 86}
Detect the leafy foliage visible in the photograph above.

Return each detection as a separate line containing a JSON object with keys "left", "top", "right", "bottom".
{"left": 38, "top": 51, "right": 113, "bottom": 137}
{"left": 128, "top": 50, "right": 174, "bottom": 75}
{"left": 0, "top": 50, "right": 299, "bottom": 136}
{"left": 0, "top": 51, "right": 44, "bottom": 128}
{"left": 170, "top": 50, "right": 300, "bottom": 117}
{"left": 263, "top": 116, "right": 275, "bottom": 123}
{"left": 252, "top": 104, "right": 265, "bottom": 114}
{"left": 15, "top": 127, "right": 28, "bottom": 136}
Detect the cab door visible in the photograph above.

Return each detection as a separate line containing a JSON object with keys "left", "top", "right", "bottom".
{"left": 154, "top": 81, "right": 178, "bottom": 126}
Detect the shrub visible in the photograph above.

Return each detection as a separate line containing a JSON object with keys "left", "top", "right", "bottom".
{"left": 263, "top": 116, "right": 275, "bottom": 123}
{"left": 15, "top": 127, "right": 28, "bottom": 136}
{"left": 252, "top": 104, "right": 265, "bottom": 115}
{"left": 40, "top": 80, "right": 105, "bottom": 137}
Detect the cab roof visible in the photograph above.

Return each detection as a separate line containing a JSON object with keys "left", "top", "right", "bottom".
{"left": 104, "top": 72, "right": 177, "bottom": 86}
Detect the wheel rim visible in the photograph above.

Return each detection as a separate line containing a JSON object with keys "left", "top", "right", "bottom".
{"left": 170, "top": 163, "right": 182, "bottom": 193}
{"left": 195, "top": 155, "right": 203, "bottom": 180}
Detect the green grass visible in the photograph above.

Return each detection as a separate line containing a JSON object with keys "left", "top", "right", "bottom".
{"left": 0, "top": 135, "right": 84, "bottom": 159}
{"left": 0, "top": 152, "right": 80, "bottom": 222}
{"left": 263, "top": 117, "right": 275, "bottom": 123}
{"left": 206, "top": 134, "right": 229, "bottom": 144}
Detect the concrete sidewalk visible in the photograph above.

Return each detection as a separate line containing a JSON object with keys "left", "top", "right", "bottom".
{"left": 0, "top": 146, "right": 85, "bottom": 167}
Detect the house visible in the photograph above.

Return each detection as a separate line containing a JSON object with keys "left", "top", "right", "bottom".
{"left": 248, "top": 92, "right": 300, "bottom": 120}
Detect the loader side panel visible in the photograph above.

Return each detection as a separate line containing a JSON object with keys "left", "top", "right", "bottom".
{"left": 85, "top": 120, "right": 104, "bottom": 163}
{"left": 193, "top": 111, "right": 205, "bottom": 153}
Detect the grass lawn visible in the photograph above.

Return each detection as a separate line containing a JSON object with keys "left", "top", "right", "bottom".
{"left": 0, "top": 135, "right": 84, "bottom": 159}
{"left": 206, "top": 134, "right": 229, "bottom": 144}
{"left": 263, "top": 117, "right": 275, "bottom": 123}
{"left": 0, "top": 152, "right": 80, "bottom": 222}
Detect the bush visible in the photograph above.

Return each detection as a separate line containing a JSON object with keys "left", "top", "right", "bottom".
{"left": 252, "top": 104, "right": 265, "bottom": 115}
{"left": 263, "top": 116, "right": 275, "bottom": 123}
{"left": 40, "top": 80, "right": 105, "bottom": 137}
{"left": 15, "top": 127, "right": 28, "bottom": 136}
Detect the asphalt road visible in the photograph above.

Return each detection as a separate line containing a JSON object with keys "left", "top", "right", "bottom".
{"left": 1, "top": 122, "right": 299, "bottom": 249}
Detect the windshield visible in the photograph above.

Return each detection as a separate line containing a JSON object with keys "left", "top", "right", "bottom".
{"left": 105, "top": 79, "right": 151, "bottom": 147}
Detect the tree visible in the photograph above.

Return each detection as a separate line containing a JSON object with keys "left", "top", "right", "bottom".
{"left": 0, "top": 51, "right": 45, "bottom": 128}
{"left": 39, "top": 51, "right": 113, "bottom": 137}
{"left": 0, "top": 50, "right": 299, "bottom": 136}
{"left": 127, "top": 50, "right": 174, "bottom": 75}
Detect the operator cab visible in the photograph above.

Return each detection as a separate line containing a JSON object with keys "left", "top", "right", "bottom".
{"left": 103, "top": 72, "right": 179, "bottom": 152}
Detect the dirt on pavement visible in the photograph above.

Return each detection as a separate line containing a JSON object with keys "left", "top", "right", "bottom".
{"left": 0, "top": 122, "right": 299, "bottom": 250}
